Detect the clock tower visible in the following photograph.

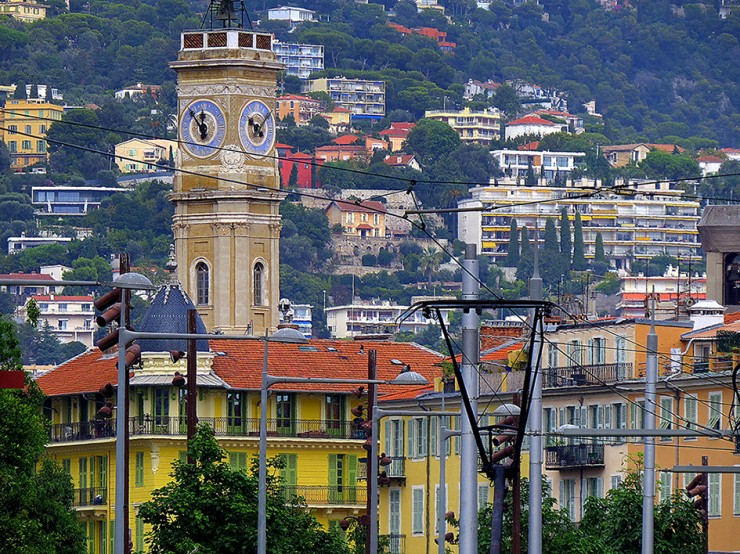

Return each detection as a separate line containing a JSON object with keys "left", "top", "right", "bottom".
{"left": 169, "top": 16, "right": 283, "bottom": 333}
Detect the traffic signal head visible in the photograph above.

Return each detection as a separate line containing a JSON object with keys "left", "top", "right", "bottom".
{"left": 686, "top": 473, "right": 708, "bottom": 520}
{"left": 94, "top": 288, "right": 122, "bottom": 327}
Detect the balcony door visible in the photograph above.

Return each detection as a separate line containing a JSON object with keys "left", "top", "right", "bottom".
{"left": 275, "top": 393, "right": 295, "bottom": 436}
{"left": 227, "top": 391, "right": 246, "bottom": 434}
{"left": 325, "top": 394, "right": 345, "bottom": 438}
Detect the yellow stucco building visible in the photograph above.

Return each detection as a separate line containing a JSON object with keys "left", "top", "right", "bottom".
{"left": 114, "top": 138, "right": 178, "bottom": 174}
{"left": 0, "top": 0, "right": 48, "bottom": 22}
{"left": 0, "top": 98, "right": 63, "bottom": 170}
{"left": 36, "top": 278, "right": 443, "bottom": 552}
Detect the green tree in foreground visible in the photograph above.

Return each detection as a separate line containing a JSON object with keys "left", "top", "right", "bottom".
{"left": 138, "top": 424, "right": 349, "bottom": 554}
{"left": 0, "top": 317, "right": 86, "bottom": 554}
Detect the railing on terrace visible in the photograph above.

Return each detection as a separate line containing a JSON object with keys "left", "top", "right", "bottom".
{"left": 545, "top": 443, "right": 605, "bottom": 470}
{"left": 281, "top": 485, "right": 366, "bottom": 506}
{"left": 545, "top": 363, "right": 631, "bottom": 387}
{"left": 385, "top": 456, "right": 405, "bottom": 479}
{"left": 49, "top": 416, "right": 367, "bottom": 443}
{"left": 382, "top": 534, "right": 405, "bottom": 554}
{"left": 73, "top": 487, "right": 107, "bottom": 507}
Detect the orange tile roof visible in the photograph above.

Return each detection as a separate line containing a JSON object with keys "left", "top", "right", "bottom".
{"left": 333, "top": 134, "right": 360, "bottom": 145}
{"left": 329, "top": 200, "right": 387, "bottom": 214}
{"left": 36, "top": 340, "right": 444, "bottom": 397}
{"left": 36, "top": 349, "right": 119, "bottom": 396}
{"left": 725, "top": 311, "right": 740, "bottom": 324}
{"left": 507, "top": 115, "right": 558, "bottom": 126}
{"left": 0, "top": 272, "right": 54, "bottom": 281}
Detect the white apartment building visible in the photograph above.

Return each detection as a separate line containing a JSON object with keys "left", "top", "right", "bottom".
{"left": 267, "top": 6, "right": 315, "bottom": 27}
{"left": 22, "top": 294, "right": 96, "bottom": 347}
{"left": 304, "top": 77, "right": 385, "bottom": 120}
{"left": 424, "top": 107, "right": 502, "bottom": 145}
{"left": 458, "top": 180, "right": 702, "bottom": 271}
{"left": 325, "top": 300, "right": 450, "bottom": 338}
{"left": 273, "top": 41, "right": 324, "bottom": 79}
{"left": 491, "top": 149, "right": 586, "bottom": 181}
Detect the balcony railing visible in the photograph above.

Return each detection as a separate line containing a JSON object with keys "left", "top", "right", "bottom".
{"left": 385, "top": 456, "right": 405, "bottom": 479}
{"left": 545, "top": 363, "right": 631, "bottom": 387}
{"left": 73, "top": 487, "right": 107, "bottom": 507}
{"left": 282, "top": 485, "right": 366, "bottom": 506}
{"left": 382, "top": 534, "right": 405, "bottom": 554}
{"left": 545, "top": 443, "right": 605, "bottom": 470}
{"left": 49, "top": 416, "right": 367, "bottom": 443}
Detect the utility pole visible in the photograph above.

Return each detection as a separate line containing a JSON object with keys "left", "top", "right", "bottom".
{"left": 459, "top": 243, "right": 480, "bottom": 554}
{"left": 528, "top": 231, "right": 544, "bottom": 554}
{"left": 642, "top": 292, "right": 658, "bottom": 554}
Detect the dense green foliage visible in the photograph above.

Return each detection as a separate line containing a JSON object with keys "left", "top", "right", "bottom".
{"left": 0, "top": 317, "right": 86, "bottom": 553}
{"left": 137, "top": 424, "right": 349, "bottom": 554}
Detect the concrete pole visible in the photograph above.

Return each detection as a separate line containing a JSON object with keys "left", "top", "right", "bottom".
{"left": 369, "top": 381, "right": 380, "bottom": 554}
{"left": 257, "top": 329, "right": 270, "bottom": 554}
{"left": 366, "top": 350, "right": 377, "bottom": 554}
{"left": 642, "top": 293, "right": 658, "bottom": 554}
{"left": 114, "top": 296, "right": 128, "bottom": 554}
{"left": 528, "top": 237, "right": 544, "bottom": 554}
{"left": 459, "top": 243, "right": 480, "bottom": 554}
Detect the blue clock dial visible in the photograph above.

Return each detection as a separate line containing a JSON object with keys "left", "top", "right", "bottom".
{"left": 179, "top": 99, "right": 226, "bottom": 158}
{"left": 239, "top": 100, "right": 276, "bottom": 157}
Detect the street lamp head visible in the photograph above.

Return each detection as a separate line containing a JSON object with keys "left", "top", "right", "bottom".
{"left": 390, "top": 364, "right": 428, "bottom": 385}
{"left": 267, "top": 327, "right": 309, "bottom": 344}
{"left": 113, "top": 272, "right": 155, "bottom": 290}
{"left": 492, "top": 403, "right": 521, "bottom": 417}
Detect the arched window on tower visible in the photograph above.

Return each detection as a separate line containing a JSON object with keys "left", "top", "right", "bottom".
{"left": 196, "top": 262, "right": 209, "bottom": 305}
{"left": 253, "top": 262, "right": 264, "bottom": 306}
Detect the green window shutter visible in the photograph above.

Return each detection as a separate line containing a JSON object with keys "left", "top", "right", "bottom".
{"left": 135, "top": 452, "right": 144, "bottom": 487}
{"left": 136, "top": 515, "right": 144, "bottom": 552}
{"left": 430, "top": 417, "right": 438, "bottom": 457}
{"left": 62, "top": 458, "right": 71, "bottom": 475}
{"left": 100, "top": 520, "right": 107, "bottom": 554}
{"left": 87, "top": 520, "right": 94, "bottom": 554}
{"left": 347, "top": 455, "right": 357, "bottom": 502}
{"left": 79, "top": 458, "right": 88, "bottom": 489}
{"left": 98, "top": 456, "right": 108, "bottom": 489}
{"left": 328, "top": 454, "right": 338, "bottom": 503}
{"left": 179, "top": 450, "right": 188, "bottom": 463}
{"left": 109, "top": 520, "right": 114, "bottom": 554}
{"left": 407, "top": 419, "right": 415, "bottom": 458}
{"left": 384, "top": 420, "right": 391, "bottom": 456}
{"left": 420, "top": 419, "right": 428, "bottom": 457}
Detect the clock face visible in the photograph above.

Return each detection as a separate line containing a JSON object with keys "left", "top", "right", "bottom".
{"left": 238, "top": 99, "right": 276, "bottom": 157}
{"left": 180, "top": 99, "right": 226, "bottom": 158}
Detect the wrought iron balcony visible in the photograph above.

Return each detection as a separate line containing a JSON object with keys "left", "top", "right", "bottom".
{"left": 281, "top": 485, "right": 366, "bottom": 507}
{"left": 545, "top": 443, "right": 605, "bottom": 470}
{"left": 545, "top": 363, "right": 631, "bottom": 388}
{"left": 49, "top": 416, "right": 368, "bottom": 443}
{"left": 381, "top": 533, "right": 405, "bottom": 554}
{"left": 73, "top": 487, "right": 107, "bottom": 507}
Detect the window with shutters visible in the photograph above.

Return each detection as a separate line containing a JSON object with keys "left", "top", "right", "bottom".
{"left": 708, "top": 474, "right": 721, "bottom": 517}
{"left": 610, "top": 475, "right": 623, "bottom": 490}
{"left": 658, "top": 471, "right": 672, "bottom": 502}
{"left": 434, "top": 484, "right": 449, "bottom": 533}
{"left": 707, "top": 392, "right": 723, "bottom": 430}
{"left": 559, "top": 479, "right": 577, "bottom": 520}
{"left": 430, "top": 416, "right": 438, "bottom": 456}
{"left": 567, "top": 340, "right": 582, "bottom": 367}
{"left": 684, "top": 394, "right": 698, "bottom": 439}
{"left": 544, "top": 408, "right": 556, "bottom": 446}
{"left": 62, "top": 458, "right": 71, "bottom": 474}
{"left": 136, "top": 515, "right": 144, "bottom": 552}
{"left": 227, "top": 391, "right": 246, "bottom": 433}
{"left": 328, "top": 454, "right": 344, "bottom": 503}
{"left": 478, "top": 483, "right": 489, "bottom": 507}
{"left": 734, "top": 474, "right": 740, "bottom": 516}
{"left": 153, "top": 387, "right": 169, "bottom": 427}
{"left": 410, "top": 417, "right": 428, "bottom": 458}
{"left": 452, "top": 416, "right": 460, "bottom": 454}
{"left": 135, "top": 452, "right": 144, "bottom": 487}
{"left": 280, "top": 454, "right": 298, "bottom": 498}
{"left": 412, "top": 486, "right": 424, "bottom": 535}
{"left": 275, "top": 393, "right": 295, "bottom": 435}
{"left": 384, "top": 419, "right": 404, "bottom": 458}
{"left": 229, "top": 452, "right": 247, "bottom": 471}
{"left": 79, "top": 457, "right": 88, "bottom": 490}
{"left": 325, "top": 394, "right": 345, "bottom": 437}
{"left": 547, "top": 342, "right": 558, "bottom": 368}
{"left": 659, "top": 396, "right": 673, "bottom": 442}
{"left": 586, "top": 477, "right": 603, "bottom": 498}
{"left": 98, "top": 520, "right": 106, "bottom": 554}
{"left": 389, "top": 488, "right": 402, "bottom": 539}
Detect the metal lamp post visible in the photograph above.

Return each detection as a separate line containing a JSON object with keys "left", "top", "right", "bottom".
{"left": 258, "top": 357, "right": 429, "bottom": 554}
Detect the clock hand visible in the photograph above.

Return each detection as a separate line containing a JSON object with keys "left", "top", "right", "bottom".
{"left": 249, "top": 117, "right": 265, "bottom": 138}
{"left": 197, "top": 110, "right": 209, "bottom": 140}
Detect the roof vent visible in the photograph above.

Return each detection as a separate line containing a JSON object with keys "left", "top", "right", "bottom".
{"left": 298, "top": 345, "right": 319, "bottom": 352}
{"left": 327, "top": 347, "right": 338, "bottom": 352}
{"left": 390, "top": 359, "right": 403, "bottom": 365}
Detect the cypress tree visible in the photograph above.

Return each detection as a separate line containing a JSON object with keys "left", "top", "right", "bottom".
{"left": 595, "top": 232, "right": 606, "bottom": 263}
{"left": 542, "top": 218, "right": 564, "bottom": 286}
{"left": 505, "top": 218, "right": 519, "bottom": 267}
{"left": 14, "top": 79, "right": 27, "bottom": 100}
{"left": 288, "top": 162, "right": 299, "bottom": 188}
{"left": 517, "top": 226, "right": 534, "bottom": 281}
{"left": 572, "top": 211, "right": 587, "bottom": 270}
{"left": 559, "top": 207, "right": 571, "bottom": 268}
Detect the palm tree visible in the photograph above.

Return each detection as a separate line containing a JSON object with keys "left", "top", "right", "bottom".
{"left": 419, "top": 247, "right": 443, "bottom": 285}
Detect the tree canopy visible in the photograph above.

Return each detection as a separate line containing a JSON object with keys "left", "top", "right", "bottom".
{"left": 137, "top": 424, "right": 349, "bottom": 554}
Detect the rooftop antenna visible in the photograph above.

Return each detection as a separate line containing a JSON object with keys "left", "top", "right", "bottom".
{"left": 201, "top": 0, "right": 252, "bottom": 30}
